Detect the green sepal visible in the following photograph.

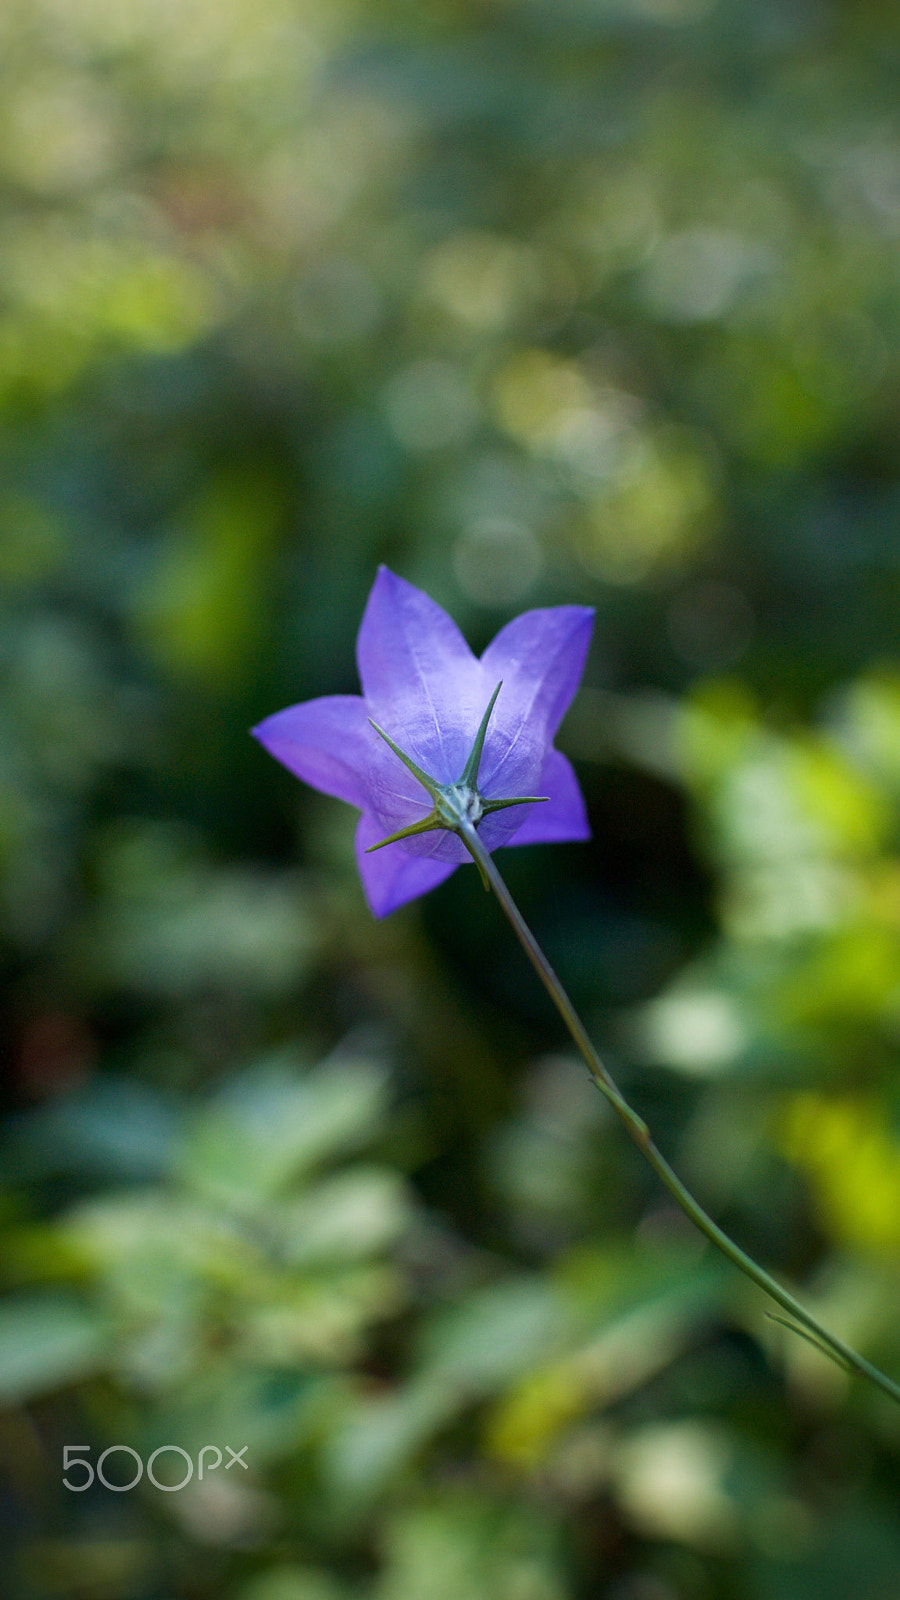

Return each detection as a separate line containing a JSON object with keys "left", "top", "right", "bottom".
{"left": 459, "top": 681, "right": 503, "bottom": 789}
{"left": 481, "top": 795, "right": 548, "bottom": 814}
{"left": 364, "top": 812, "right": 443, "bottom": 853}
{"left": 367, "top": 719, "right": 442, "bottom": 800}
{"left": 366, "top": 685, "right": 548, "bottom": 874}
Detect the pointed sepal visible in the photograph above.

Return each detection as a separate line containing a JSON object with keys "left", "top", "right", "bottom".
{"left": 367, "top": 686, "right": 548, "bottom": 865}
{"left": 368, "top": 719, "right": 441, "bottom": 799}
{"left": 480, "top": 795, "right": 548, "bottom": 815}
{"left": 459, "top": 681, "right": 503, "bottom": 790}
{"left": 364, "top": 811, "right": 443, "bottom": 853}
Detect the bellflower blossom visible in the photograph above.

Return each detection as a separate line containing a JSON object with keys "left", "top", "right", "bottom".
{"left": 250, "top": 571, "right": 900, "bottom": 1405}
{"left": 252, "top": 567, "right": 593, "bottom": 916}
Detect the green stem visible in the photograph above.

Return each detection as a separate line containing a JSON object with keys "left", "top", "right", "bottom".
{"left": 460, "top": 821, "right": 900, "bottom": 1407}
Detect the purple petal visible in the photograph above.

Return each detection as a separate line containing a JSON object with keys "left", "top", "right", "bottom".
{"left": 355, "top": 811, "right": 459, "bottom": 916}
{"left": 251, "top": 695, "right": 372, "bottom": 808}
{"left": 500, "top": 749, "right": 590, "bottom": 846}
{"left": 356, "top": 568, "right": 488, "bottom": 783}
{"left": 479, "top": 607, "right": 593, "bottom": 792}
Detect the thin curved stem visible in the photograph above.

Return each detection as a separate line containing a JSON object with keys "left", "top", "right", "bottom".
{"left": 460, "top": 821, "right": 900, "bottom": 1406}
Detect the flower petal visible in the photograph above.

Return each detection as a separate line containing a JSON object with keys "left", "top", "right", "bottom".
{"left": 251, "top": 696, "right": 371, "bottom": 807}
{"left": 500, "top": 748, "right": 590, "bottom": 846}
{"left": 355, "top": 811, "right": 459, "bottom": 916}
{"left": 356, "top": 567, "right": 487, "bottom": 783}
{"left": 479, "top": 606, "right": 593, "bottom": 791}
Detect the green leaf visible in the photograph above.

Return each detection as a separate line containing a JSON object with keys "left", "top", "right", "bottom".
{"left": 0, "top": 1294, "right": 106, "bottom": 1402}
{"left": 181, "top": 1054, "right": 390, "bottom": 1207}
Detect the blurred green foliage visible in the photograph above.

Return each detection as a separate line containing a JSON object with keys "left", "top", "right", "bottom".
{"left": 3, "top": 0, "right": 900, "bottom": 1596}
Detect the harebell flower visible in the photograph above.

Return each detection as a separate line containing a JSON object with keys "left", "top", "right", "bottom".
{"left": 254, "top": 567, "right": 900, "bottom": 1406}
{"left": 253, "top": 566, "right": 592, "bottom": 916}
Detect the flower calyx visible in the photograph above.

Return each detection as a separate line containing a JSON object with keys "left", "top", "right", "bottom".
{"left": 365, "top": 681, "right": 547, "bottom": 885}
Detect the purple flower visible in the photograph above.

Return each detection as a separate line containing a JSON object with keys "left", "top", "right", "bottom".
{"left": 252, "top": 568, "right": 593, "bottom": 916}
